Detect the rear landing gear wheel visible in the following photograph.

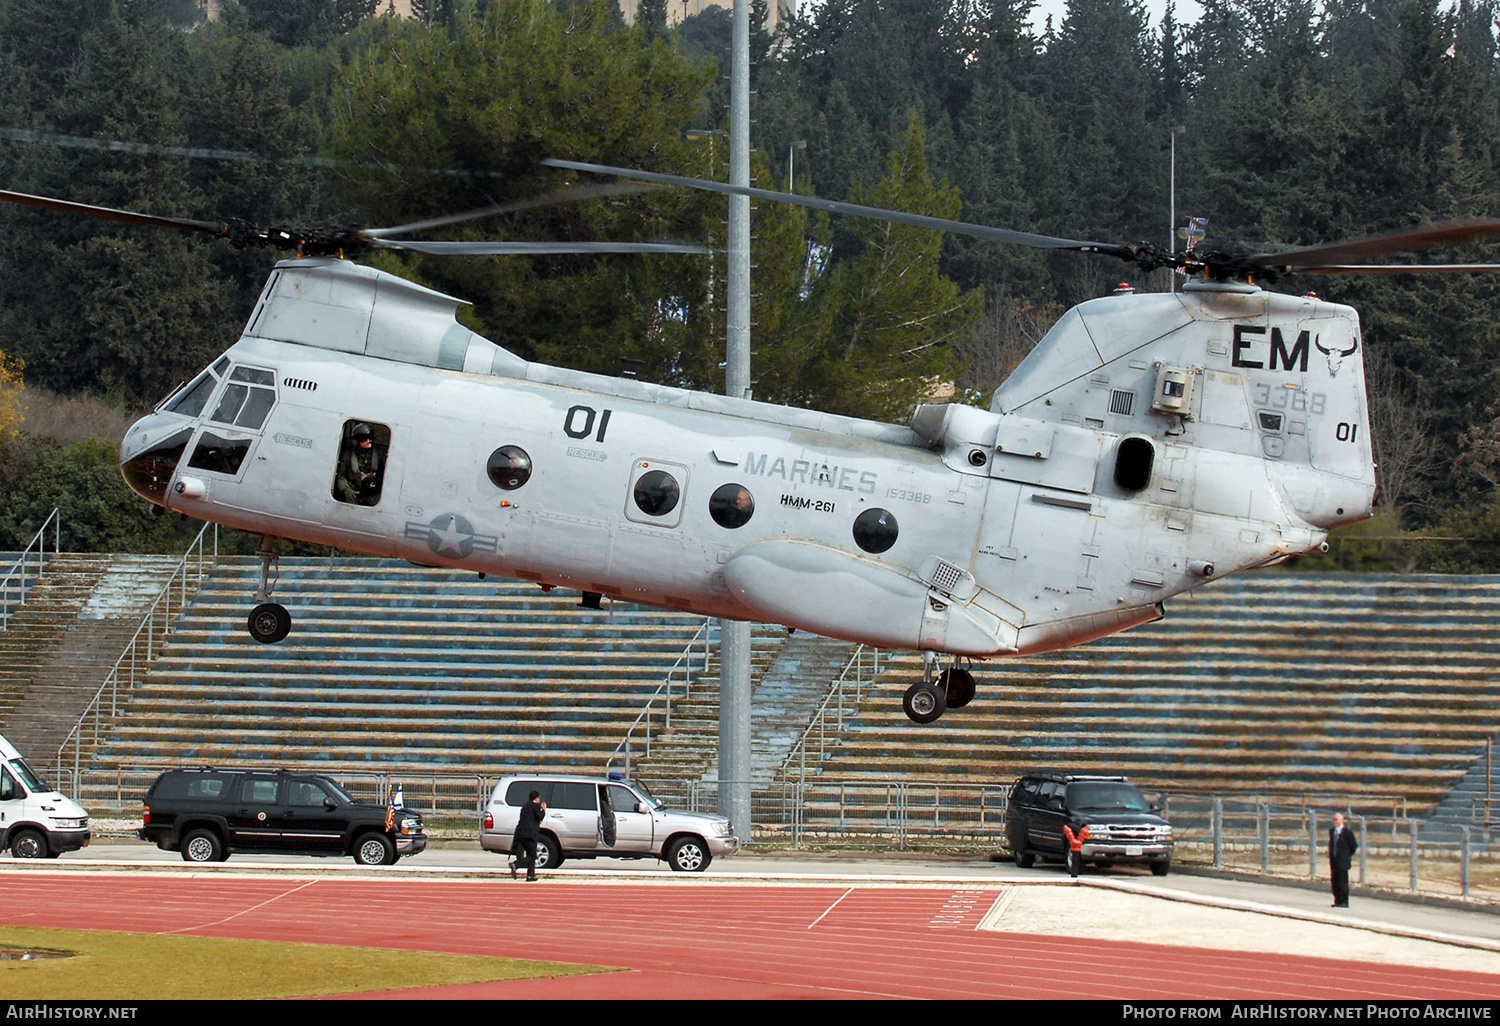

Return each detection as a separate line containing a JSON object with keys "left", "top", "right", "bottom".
{"left": 938, "top": 668, "right": 976, "bottom": 709}
{"left": 902, "top": 682, "right": 947, "bottom": 724}
{"left": 248, "top": 602, "right": 291, "bottom": 644}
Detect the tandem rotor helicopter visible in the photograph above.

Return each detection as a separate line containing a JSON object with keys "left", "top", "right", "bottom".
{"left": 5, "top": 156, "right": 1500, "bottom": 724}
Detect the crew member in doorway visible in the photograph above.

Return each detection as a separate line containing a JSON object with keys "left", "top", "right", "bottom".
{"left": 1328, "top": 812, "right": 1358, "bottom": 908}
{"left": 336, "top": 423, "right": 381, "bottom": 506}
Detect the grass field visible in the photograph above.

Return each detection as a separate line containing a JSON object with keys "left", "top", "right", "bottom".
{"left": 0, "top": 926, "right": 617, "bottom": 999}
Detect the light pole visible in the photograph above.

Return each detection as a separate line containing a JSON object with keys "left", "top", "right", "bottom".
{"left": 788, "top": 139, "right": 806, "bottom": 192}
{"left": 1170, "top": 124, "right": 1185, "bottom": 293}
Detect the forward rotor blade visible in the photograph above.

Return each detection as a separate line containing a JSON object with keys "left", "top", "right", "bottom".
{"left": 542, "top": 158, "right": 1133, "bottom": 259}
{"left": 374, "top": 239, "right": 711, "bottom": 255}
{"left": 365, "top": 182, "right": 661, "bottom": 239}
{"left": 0, "top": 188, "right": 226, "bottom": 237}
{"left": 1249, "top": 220, "right": 1500, "bottom": 271}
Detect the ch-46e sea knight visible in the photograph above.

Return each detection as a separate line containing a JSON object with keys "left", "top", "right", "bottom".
{"left": 6, "top": 174, "right": 1498, "bottom": 723}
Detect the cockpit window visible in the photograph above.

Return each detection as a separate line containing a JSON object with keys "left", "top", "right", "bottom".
{"left": 165, "top": 371, "right": 217, "bottom": 418}
{"left": 187, "top": 431, "right": 252, "bottom": 476}
{"left": 210, "top": 365, "right": 277, "bottom": 430}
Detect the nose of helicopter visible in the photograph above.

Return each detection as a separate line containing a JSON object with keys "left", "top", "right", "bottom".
{"left": 119, "top": 414, "right": 194, "bottom": 506}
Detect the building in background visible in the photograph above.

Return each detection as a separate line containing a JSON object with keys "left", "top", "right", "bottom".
{"left": 620, "top": 0, "right": 795, "bottom": 30}
{"left": 202, "top": 1, "right": 793, "bottom": 30}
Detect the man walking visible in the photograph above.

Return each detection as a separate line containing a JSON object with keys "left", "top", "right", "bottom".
{"left": 511, "top": 790, "right": 547, "bottom": 882}
{"left": 1328, "top": 812, "right": 1358, "bottom": 908}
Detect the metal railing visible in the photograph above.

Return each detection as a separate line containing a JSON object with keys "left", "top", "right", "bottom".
{"left": 607, "top": 618, "right": 717, "bottom": 776}
{"left": 54, "top": 523, "right": 219, "bottom": 790}
{"left": 0, "top": 507, "right": 61, "bottom": 630}
{"left": 1158, "top": 794, "right": 1496, "bottom": 901}
{"left": 778, "top": 644, "right": 879, "bottom": 783}
{"left": 64, "top": 763, "right": 1500, "bottom": 900}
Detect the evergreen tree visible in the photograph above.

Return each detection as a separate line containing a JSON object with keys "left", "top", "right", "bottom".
{"left": 324, "top": 0, "right": 717, "bottom": 378}
{"left": 638, "top": 0, "right": 668, "bottom": 44}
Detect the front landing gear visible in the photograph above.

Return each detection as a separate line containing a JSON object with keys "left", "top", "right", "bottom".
{"left": 902, "top": 655, "right": 975, "bottom": 723}
{"left": 247, "top": 539, "right": 291, "bottom": 644}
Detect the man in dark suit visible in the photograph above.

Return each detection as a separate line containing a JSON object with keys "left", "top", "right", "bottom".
{"left": 511, "top": 790, "right": 548, "bottom": 882}
{"left": 1328, "top": 812, "right": 1358, "bottom": 907}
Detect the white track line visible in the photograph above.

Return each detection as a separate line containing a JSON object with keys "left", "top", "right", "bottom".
{"left": 807, "top": 887, "right": 854, "bottom": 929}
{"left": 155, "top": 878, "right": 321, "bottom": 935}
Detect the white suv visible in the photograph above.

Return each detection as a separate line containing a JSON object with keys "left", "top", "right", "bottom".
{"left": 480, "top": 774, "right": 740, "bottom": 872}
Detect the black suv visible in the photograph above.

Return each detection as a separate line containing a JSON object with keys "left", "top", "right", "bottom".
{"left": 1004, "top": 771, "right": 1173, "bottom": 875}
{"left": 139, "top": 768, "right": 427, "bottom": 866}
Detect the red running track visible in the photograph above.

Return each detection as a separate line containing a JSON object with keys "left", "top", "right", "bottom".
{"left": 3, "top": 873, "right": 1499, "bottom": 1000}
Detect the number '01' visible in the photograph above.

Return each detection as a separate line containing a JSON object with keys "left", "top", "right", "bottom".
{"left": 565, "top": 405, "right": 612, "bottom": 442}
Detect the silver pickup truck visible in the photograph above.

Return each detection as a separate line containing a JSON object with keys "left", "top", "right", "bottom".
{"left": 480, "top": 773, "right": 740, "bottom": 872}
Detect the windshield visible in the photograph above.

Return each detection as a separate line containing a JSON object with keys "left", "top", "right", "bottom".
{"left": 316, "top": 776, "right": 355, "bottom": 804}
{"left": 12, "top": 758, "right": 47, "bottom": 793}
{"left": 1067, "top": 782, "right": 1148, "bottom": 812}
{"left": 631, "top": 779, "right": 663, "bottom": 810}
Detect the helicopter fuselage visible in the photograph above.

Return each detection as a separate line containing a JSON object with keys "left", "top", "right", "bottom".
{"left": 119, "top": 258, "right": 1375, "bottom": 660}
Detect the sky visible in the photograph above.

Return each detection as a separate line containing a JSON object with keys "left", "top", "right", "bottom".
{"left": 1027, "top": 0, "right": 1203, "bottom": 34}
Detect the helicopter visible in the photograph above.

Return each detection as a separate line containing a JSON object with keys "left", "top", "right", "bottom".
{"left": 4, "top": 167, "right": 1500, "bottom": 724}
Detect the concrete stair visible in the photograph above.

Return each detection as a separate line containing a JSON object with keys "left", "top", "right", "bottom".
{"left": 803, "top": 573, "right": 1500, "bottom": 818}
{"left": 622, "top": 624, "right": 788, "bottom": 796}
{"left": 84, "top": 557, "right": 711, "bottom": 803}
{"left": 2, "top": 555, "right": 183, "bottom": 767}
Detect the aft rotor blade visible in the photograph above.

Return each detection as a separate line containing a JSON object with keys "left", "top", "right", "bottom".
{"left": 366, "top": 183, "right": 661, "bottom": 239}
{"left": 374, "top": 238, "right": 711, "bottom": 255}
{"left": 0, "top": 188, "right": 226, "bottom": 237}
{"left": 542, "top": 158, "right": 1134, "bottom": 259}
{"left": 1295, "top": 263, "right": 1500, "bottom": 275}
{"left": 1249, "top": 221, "right": 1500, "bottom": 271}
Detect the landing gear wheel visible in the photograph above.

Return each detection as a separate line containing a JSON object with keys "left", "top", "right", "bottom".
{"left": 10, "top": 828, "right": 47, "bottom": 859}
{"left": 181, "top": 829, "right": 224, "bottom": 863}
{"left": 248, "top": 602, "right": 291, "bottom": 644}
{"left": 535, "top": 834, "right": 564, "bottom": 871}
{"left": 666, "top": 836, "right": 712, "bottom": 872}
{"left": 1013, "top": 849, "right": 1035, "bottom": 869}
{"left": 938, "top": 668, "right": 976, "bottom": 709}
{"left": 902, "top": 682, "right": 947, "bottom": 724}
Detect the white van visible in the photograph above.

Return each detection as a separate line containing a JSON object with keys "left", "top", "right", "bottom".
{"left": 0, "top": 734, "right": 90, "bottom": 858}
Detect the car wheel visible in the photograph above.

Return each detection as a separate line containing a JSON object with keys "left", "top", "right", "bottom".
{"left": 1150, "top": 859, "right": 1171, "bottom": 877}
{"left": 354, "top": 833, "right": 396, "bottom": 866}
{"left": 11, "top": 829, "right": 48, "bottom": 859}
{"left": 181, "top": 829, "right": 224, "bottom": 864}
{"left": 1013, "top": 849, "right": 1035, "bottom": 869}
{"left": 535, "top": 834, "right": 564, "bottom": 871}
{"left": 1065, "top": 850, "right": 1082, "bottom": 877}
{"left": 666, "top": 836, "right": 711, "bottom": 872}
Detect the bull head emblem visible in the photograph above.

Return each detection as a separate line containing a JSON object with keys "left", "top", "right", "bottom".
{"left": 1314, "top": 334, "right": 1358, "bottom": 376}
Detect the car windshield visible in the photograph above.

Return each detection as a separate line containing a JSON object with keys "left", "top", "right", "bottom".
{"left": 12, "top": 758, "right": 47, "bottom": 793}
{"left": 316, "top": 776, "right": 354, "bottom": 804}
{"left": 1067, "top": 782, "right": 1148, "bottom": 812}
{"left": 631, "top": 779, "right": 663, "bottom": 810}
